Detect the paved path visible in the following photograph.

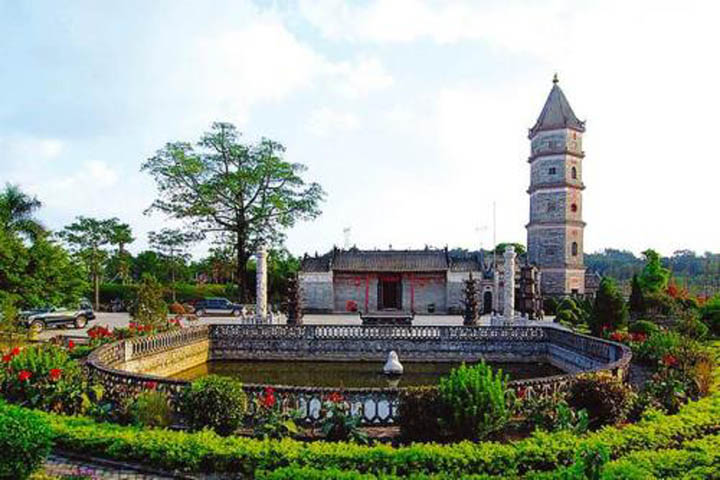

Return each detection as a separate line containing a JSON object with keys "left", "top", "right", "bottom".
{"left": 45, "top": 452, "right": 180, "bottom": 479}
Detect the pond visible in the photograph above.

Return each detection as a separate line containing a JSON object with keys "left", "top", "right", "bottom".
{"left": 170, "top": 360, "right": 564, "bottom": 388}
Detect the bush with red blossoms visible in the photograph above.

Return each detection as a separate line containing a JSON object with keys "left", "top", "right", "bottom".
{"left": 319, "top": 391, "right": 368, "bottom": 444}
{"left": 251, "top": 386, "right": 301, "bottom": 439}
{"left": 1, "top": 343, "right": 97, "bottom": 414}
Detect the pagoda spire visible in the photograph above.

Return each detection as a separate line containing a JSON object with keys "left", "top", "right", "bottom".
{"left": 529, "top": 75, "right": 584, "bottom": 138}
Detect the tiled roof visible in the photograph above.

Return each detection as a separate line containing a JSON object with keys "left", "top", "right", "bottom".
{"left": 332, "top": 249, "right": 448, "bottom": 272}
{"left": 529, "top": 77, "right": 585, "bottom": 137}
{"left": 300, "top": 252, "right": 332, "bottom": 272}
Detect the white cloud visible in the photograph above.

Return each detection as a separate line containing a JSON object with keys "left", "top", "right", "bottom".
{"left": 330, "top": 57, "right": 394, "bottom": 98}
{"left": 0, "top": 136, "right": 65, "bottom": 162}
{"left": 306, "top": 107, "right": 360, "bottom": 136}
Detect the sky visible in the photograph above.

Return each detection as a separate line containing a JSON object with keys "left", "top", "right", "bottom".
{"left": 2, "top": 0, "right": 719, "bottom": 259}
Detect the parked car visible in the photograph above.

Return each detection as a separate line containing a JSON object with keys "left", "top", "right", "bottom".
{"left": 22, "top": 302, "right": 95, "bottom": 332}
{"left": 194, "top": 297, "right": 243, "bottom": 317}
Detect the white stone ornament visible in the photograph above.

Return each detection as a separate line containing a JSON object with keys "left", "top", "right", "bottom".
{"left": 383, "top": 350, "right": 404, "bottom": 375}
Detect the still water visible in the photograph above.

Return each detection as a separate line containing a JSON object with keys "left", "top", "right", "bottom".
{"left": 171, "top": 360, "right": 564, "bottom": 388}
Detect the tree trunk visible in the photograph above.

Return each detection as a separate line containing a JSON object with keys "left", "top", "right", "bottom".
{"left": 236, "top": 241, "right": 247, "bottom": 303}
{"left": 94, "top": 272, "right": 100, "bottom": 311}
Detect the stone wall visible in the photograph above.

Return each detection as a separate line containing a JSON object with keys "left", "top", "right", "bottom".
{"left": 121, "top": 339, "right": 210, "bottom": 377}
{"left": 406, "top": 273, "right": 446, "bottom": 313}
{"left": 299, "top": 272, "right": 334, "bottom": 312}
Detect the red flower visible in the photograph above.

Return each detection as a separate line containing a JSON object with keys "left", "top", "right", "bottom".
{"left": 516, "top": 387, "right": 527, "bottom": 399}
{"left": 629, "top": 333, "right": 647, "bottom": 343}
{"left": 325, "top": 392, "right": 344, "bottom": 403}
{"left": 262, "top": 387, "right": 276, "bottom": 408}
{"left": 609, "top": 331, "right": 627, "bottom": 343}
{"left": 145, "top": 381, "right": 158, "bottom": 390}
{"left": 662, "top": 354, "right": 678, "bottom": 367}
{"left": 129, "top": 322, "right": 137, "bottom": 329}
{"left": 11, "top": 347, "right": 20, "bottom": 356}
{"left": 49, "top": 368, "right": 62, "bottom": 381}
{"left": 67, "top": 340, "right": 75, "bottom": 351}
{"left": 2, "top": 354, "right": 11, "bottom": 363}
{"left": 18, "top": 370, "right": 32, "bottom": 382}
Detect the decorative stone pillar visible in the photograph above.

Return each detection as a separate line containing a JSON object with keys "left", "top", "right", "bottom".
{"left": 493, "top": 268, "right": 500, "bottom": 313}
{"left": 256, "top": 245, "right": 268, "bottom": 324}
{"left": 503, "top": 246, "right": 516, "bottom": 320}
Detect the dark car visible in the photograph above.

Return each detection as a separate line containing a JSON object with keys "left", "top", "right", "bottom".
{"left": 194, "top": 297, "right": 243, "bottom": 317}
{"left": 23, "top": 302, "right": 95, "bottom": 332}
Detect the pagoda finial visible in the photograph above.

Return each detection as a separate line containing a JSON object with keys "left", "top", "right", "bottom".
{"left": 552, "top": 72, "right": 559, "bottom": 84}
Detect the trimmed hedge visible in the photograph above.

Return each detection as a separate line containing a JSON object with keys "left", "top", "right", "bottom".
{"left": 0, "top": 401, "right": 53, "bottom": 480}
{"left": 28, "top": 392, "right": 720, "bottom": 478}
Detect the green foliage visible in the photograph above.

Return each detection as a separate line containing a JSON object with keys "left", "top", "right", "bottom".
{"left": 15, "top": 391, "right": 720, "bottom": 478}
{"left": 179, "top": 375, "right": 247, "bottom": 436}
{"left": 638, "top": 249, "right": 670, "bottom": 293}
{"left": 543, "top": 297, "right": 559, "bottom": 316}
{"left": 494, "top": 243, "right": 526, "bottom": 255}
{"left": 700, "top": 294, "right": 720, "bottom": 335}
{"left": 0, "top": 344, "right": 94, "bottom": 415}
{"left": 588, "top": 278, "right": 628, "bottom": 335}
{"left": 0, "top": 401, "right": 52, "bottom": 480}
{"left": 520, "top": 392, "right": 589, "bottom": 435}
{"left": 677, "top": 315, "right": 709, "bottom": 340}
{"left": 628, "top": 274, "right": 644, "bottom": 317}
{"left": 627, "top": 320, "right": 659, "bottom": 336}
{"left": 319, "top": 394, "right": 368, "bottom": 444}
{"left": 398, "top": 386, "right": 449, "bottom": 442}
{"left": 633, "top": 330, "right": 682, "bottom": 365}
{"left": 555, "top": 298, "right": 590, "bottom": 327}
{"left": 438, "top": 362, "right": 512, "bottom": 440}
{"left": 142, "top": 122, "right": 325, "bottom": 301}
{"left": 566, "top": 374, "right": 633, "bottom": 428}
{"left": 251, "top": 387, "right": 300, "bottom": 440}
{"left": 130, "top": 390, "right": 173, "bottom": 428}
{"left": 129, "top": 275, "right": 168, "bottom": 328}
{"left": 0, "top": 295, "right": 23, "bottom": 334}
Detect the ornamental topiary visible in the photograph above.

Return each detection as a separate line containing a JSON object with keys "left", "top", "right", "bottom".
{"left": 0, "top": 401, "right": 52, "bottom": 480}
{"left": 438, "top": 362, "right": 512, "bottom": 440}
{"left": 179, "top": 375, "right": 247, "bottom": 436}
{"left": 567, "top": 373, "right": 633, "bottom": 428}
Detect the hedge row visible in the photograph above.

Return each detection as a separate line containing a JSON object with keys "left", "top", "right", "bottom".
{"left": 32, "top": 392, "right": 720, "bottom": 478}
{"left": 98, "top": 283, "right": 235, "bottom": 305}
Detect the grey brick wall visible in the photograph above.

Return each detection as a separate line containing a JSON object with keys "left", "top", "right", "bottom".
{"left": 299, "top": 272, "right": 334, "bottom": 312}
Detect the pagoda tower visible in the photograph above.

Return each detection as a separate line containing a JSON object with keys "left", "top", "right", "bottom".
{"left": 526, "top": 75, "right": 586, "bottom": 296}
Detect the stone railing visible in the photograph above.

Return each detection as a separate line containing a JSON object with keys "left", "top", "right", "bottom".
{"left": 86, "top": 324, "right": 631, "bottom": 426}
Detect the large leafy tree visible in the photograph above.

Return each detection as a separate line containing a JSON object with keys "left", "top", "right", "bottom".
{"left": 0, "top": 190, "right": 86, "bottom": 309}
{"left": 149, "top": 228, "right": 199, "bottom": 301}
{"left": 142, "top": 122, "right": 325, "bottom": 301}
{"left": 0, "top": 183, "right": 45, "bottom": 240}
{"left": 59, "top": 217, "right": 127, "bottom": 309}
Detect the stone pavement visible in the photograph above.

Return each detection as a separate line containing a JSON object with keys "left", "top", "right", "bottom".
{"left": 44, "top": 452, "right": 181, "bottom": 479}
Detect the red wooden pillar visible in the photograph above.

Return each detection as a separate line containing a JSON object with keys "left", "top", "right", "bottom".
{"left": 364, "top": 274, "right": 370, "bottom": 313}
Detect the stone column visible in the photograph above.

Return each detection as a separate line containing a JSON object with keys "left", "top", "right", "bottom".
{"left": 256, "top": 245, "right": 268, "bottom": 324}
{"left": 492, "top": 269, "right": 500, "bottom": 313}
{"left": 503, "top": 246, "right": 516, "bottom": 320}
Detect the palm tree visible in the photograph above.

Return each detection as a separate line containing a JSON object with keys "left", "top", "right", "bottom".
{"left": 0, "top": 184, "right": 45, "bottom": 240}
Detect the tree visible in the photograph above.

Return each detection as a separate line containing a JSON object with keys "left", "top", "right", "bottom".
{"left": 589, "top": 278, "right": 628, "bottom": 335}
{"left": 130, "top": 275, "right": 168, "bottom": 328}
{"left": 638, "top": 249, "right": 670, "bottom": 293}
{"left": 108, "top": 222, "right": 134, "bottom": 284}
{"left": 142, "top": 122, "right": 325, "bottom": 301}
{"left": 0, "top": 183, "right": 45, "bottom": 240}
{"left": 628, "top": 274, "right": 645, "bottom": 318}
{"left": 461, "top": 273, "right": 479, "bottom": 325}
{"left": 148, "top": 229, "right": 199, "bottom": 302}
{"left": 494, "top": 243, "right": 526, "bottom": 255}
{"left": 58, "top": 217, "right": 121, "bottom": 309}
{"left": 282, "top": 274, "right": 303, "bottom": 325}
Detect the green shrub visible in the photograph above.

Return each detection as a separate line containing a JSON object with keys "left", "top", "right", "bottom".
{"left": 319, "top": 393, "right": 367, "bottom": 444}
{"left": 438, "top": 362, "right": 512, "bottom": 440}
{"left": 17, "top": 391, "right": 720, "bottom": 478}
{"left": 397, "top": 386, "right": 450, "bottom": 442}
{"left": 130, "top": 390, "right": 173, "bottom": 428}
{"left": 179, "top": 375, "right": 247, "bottom": 436}
{"left": 633, "top": 330, "right": 682, "bottom": 365}
{"left": 627, "top": 320, "right": 659, "bottom": 336}
{"left": 129, "top": 275, "right": 168, "bottom": 328}
{"left": 0, "top": 402, "right": 52, "bottom": 480}
{"left": 0, "top": 344, "right": 91, "bottom": 415}
{"left": 543, "top": 297, "right": 559, "bottom": 316}
{"left": 251, "top": 387, "right": 300, "bottom": 440}
{"left": 588, "top": 278, "right": 628, "bottom": 336}
{"left": 677, "top": 316, "right": 709, "bottom": 340}
{"left": 520, "top": 392, "right": 588, "bottom": 434}
{"left": 566, "top": 374, "right": 633, "bottom": 428}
